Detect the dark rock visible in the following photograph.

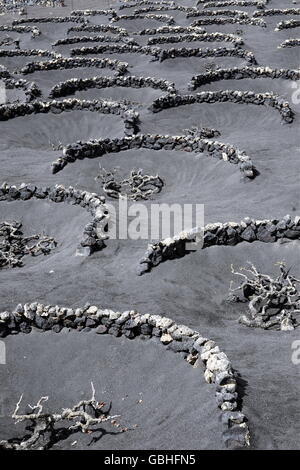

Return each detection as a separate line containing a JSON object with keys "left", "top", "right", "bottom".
{"left": 19, "top": 322, "right": 32, "bottom": 334}
{"left": 283, "top": 229, "right": 299, "bottom": 240}
{"left": 167, "top": 340, "right": 191, "bottom": 353}
{"left": 240, "top": 226, "right": 256, "bottom": 242}
{"left": 108, "top": 325, "right": 121, "bottom": 337}
{"left": 152, "top": 327, "right": 162, "bottom": 337}
{"left": 256, "top": 225, "right": 276, "bottom": 242}
{"left": 124, "top": 329, "right": 136, "bottom": 339}
{"left": 140, "top": 324, "right": 152, "bottom": 336}
{"left": 52, "top": 324, "right": 63, "bottom": 333}
{"left": 86, "top": 318, "right": 97, "bottom": 328}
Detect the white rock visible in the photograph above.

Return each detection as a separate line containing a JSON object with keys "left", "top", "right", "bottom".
{"left": 207, "top": 352, "right": 231, "bottom": 372}
{"left": 160, "top": 333, "right": 173, "bottom": 345}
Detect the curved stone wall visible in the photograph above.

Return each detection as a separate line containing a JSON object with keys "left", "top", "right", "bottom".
{"left": 137, "top": 25, "right": 205, "bottom": 35}
{"left": 67, "top": 24, "right": 129, "bottom": 36}
{"left": 0, "top": 25, "right": 37, "bottom": 33}
{"left": 187, "top": 9, "right": 249, "bottom": 18}
{"left": 53, "top": 35, "right": 132, "bottom": 47}
{"left": 203, "top": 0, "right": 265, "bottom": 7}
{"left": 147, "top": 32, "right": 244, "bottom": 45}
{"left": 253, "top": 8, "right": 300, "bottom": 17}
{"left": 158, "top": 46, "right": 257, "bottom": 64}
{"left": 133, "top": 5, "right": 195, "bottom": 14}
{"left": 191, "top": 17, "right": 266, "bottom": 27}
{"left": 11, "top": 16, "right": 86, "bottom": 24}
{"left": 0, "top": 303, "right": 250, "bottom": 449}
{"left": 51, "top": 134, "right": 255, "bottom": 178}
{"left": 189, "top": 66, "right": 300, "bottom": 89}
{"left": 112, "top": 14, "right": 176, "bottom": 25}
{"left": 0, "top": 183, "right": 109, "bottom": 255}
{"left": 279, "top": 39, "right": 300, "bottom": 49}
{"left": 150, "top": 91, "right": 294, "bottom": 123}
{"left": 119, "top": 0, "right": 176, "bottom": 8}
{"left": 138, "top": 215, "right": 300, "bottom": 275}
{"left": 275, "top": 19, "right": 300, "bottom": 31}
{"left": 0, "top": 49, "right": 59, "bottom": 58}
{"left": 17, "top": 57, "right": 129, "bottom": 76}
{"left": 49, "top": 75, "right": 176, "bottom": 99}
{"left": 0, "top": 98, "right": 139, "bottom": 135}
{"left": 70, "top": 44, "right": 159, "bottom": 58}
{"left": 70, "top": 9, "right": 117, "bottom": 17}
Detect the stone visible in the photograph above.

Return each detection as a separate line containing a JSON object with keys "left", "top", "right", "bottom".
{"left": 216, "top": 392, "right": 238, "bottom": 406}
{"left": 124, "top": 329, "right": 136, "bottom": 339}
{"left": 223, "top": 424, "right": 250, "bottom": 448}
{"left": 192, "top": 336, "right": 209, "bottom": 352}
{"left": 108, "top": 325, "right": 121, "bottom": 337}
{"left": 171, "top": 324, "right": 194, "bottom": 339}
{"left": 52, "top": 324, "right": 63, "bottom": 333}
{"left": 283, "top": 229, "right": 300, "bottom": 240}
{"left": 167, "top": 340, "right": 191, "bottom": 353}
{"left": 86, "top": 306, "right": 98, "bottom": 315}
{"left": 86, "top": 318, "right": 97, "bottom": 328}
{"left": 256, "top": 225, "right": 276, "bottom": 242}
{"left": 221, "top": 401, "right": 238, "bottom": 411}
{"left": 206, "top": 352, "right": 231, "bottom": 373}
{"left": 96, "top": 325, "right": 108, "bottom": 334}
{"left": 221, "top": 411, "right": 245, "bottom": 426}
{"left": 19, "top": 322, "right": 32, "bottom": 334}
{"left": 240, "top": 226, "right": 256, "bottom": 242}
{"left": 204, "top": 368, "right": 214, "bottom": 383}
{"left": 201, "top": 345, "right": 220, "bottom": 362}
{"left": 160, "top": 333, "right": 173, "bottom": 344}
{"left": 140, "top": 323, "right": 152, "bottom": 336}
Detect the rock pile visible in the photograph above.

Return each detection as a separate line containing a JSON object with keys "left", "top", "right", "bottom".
{"left": 138, "top": 215, "right": 300, "bottom": 274}
{"left": 0, "top": 303, "right": 250, "bottom": 449}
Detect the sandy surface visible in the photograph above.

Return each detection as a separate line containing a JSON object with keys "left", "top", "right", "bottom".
{"left": 0, "top": 0, "right": 299, "bottom": 450}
